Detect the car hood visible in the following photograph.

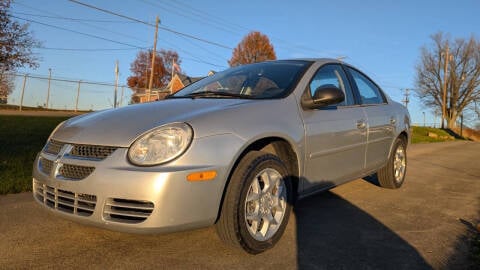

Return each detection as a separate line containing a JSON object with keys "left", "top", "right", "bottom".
{"left": 52, "top": 98, "right": 252, "bottom": 147}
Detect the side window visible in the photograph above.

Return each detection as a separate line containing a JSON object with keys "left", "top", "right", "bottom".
{"left": 347, "top": 67, "right": 385, "bottom": 105}
{"left": 309, "top": 64, "right": 354, "bottom": 106}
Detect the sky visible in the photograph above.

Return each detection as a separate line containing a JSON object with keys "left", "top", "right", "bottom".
{"left": 8, "top": 0, "right": 480, "bottom": 126}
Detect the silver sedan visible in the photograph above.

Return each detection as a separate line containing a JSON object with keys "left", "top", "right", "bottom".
{"left": 33, "top": 59, "right": 410, "bottom": 254}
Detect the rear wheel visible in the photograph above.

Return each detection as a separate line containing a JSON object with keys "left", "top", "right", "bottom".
{"left": 215, "top": 151, "right": 292, "bottom": 254}
{"left": 377, "top": 137, "right": 407, "bottom": 189}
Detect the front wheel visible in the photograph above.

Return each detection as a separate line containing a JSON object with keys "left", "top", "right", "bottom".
{"left": 377, "top": 137, "right": 407, "bottom": 189}
{"left": 215, "top": 151, "right": 293, "bottom": 254}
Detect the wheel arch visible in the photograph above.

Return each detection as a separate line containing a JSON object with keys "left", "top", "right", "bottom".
{"left": 215, "top": 136, "right": 301, "bottom": 223}
{"left": 387, "top": 130, "right": 409, "bottom": 160}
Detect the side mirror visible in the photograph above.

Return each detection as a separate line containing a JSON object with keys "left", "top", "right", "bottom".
{"left": 301, "top": 86, "right": 345, "bottom": 109}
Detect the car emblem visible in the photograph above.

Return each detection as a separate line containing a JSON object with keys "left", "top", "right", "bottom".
{"left": 52, "top": 144, "right": 73, "bottom": 178}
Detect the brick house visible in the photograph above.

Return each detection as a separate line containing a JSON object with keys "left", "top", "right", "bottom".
{"left": 132, "top": 74, "right": 203, "bottom": 103}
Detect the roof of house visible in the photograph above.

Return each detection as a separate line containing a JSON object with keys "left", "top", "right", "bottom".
{"left": 158, "top": 74, "right": 204, "bottom": 92}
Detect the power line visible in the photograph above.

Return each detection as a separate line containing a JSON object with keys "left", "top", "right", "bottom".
{"left": 68, "top": 0, "right": 233, "bottom": 50}
{"left": 68, "top": 0, "right": 151, "bottom": 25}
{"left": 135, "top": 1, "right": 229, "bottom": 64}
{"left": 137, "top": 0, "right": 327, "bottom": 59}
{"left": 170, "top": 0, "right": 248, "bottom": 33}
{"left": 138, "top": 0, "right": 241, "bottom": 36}
{"left": 178, "top": 35, "right": 229, "bottom": 63}
{"left": 168, "top": 0, "right": 324, "bottom": 56}
{"left": 182, "top": 56, "right": 227, "bottom": 69}
{"left": 12, "top": 2, "right": 151, "bottom": 45}
{"left": 34, "top": 46, "right": 147, "bottom": 52}
{"left": 154, "top": 36, "right": 227, "bottom": 68}
{"left": 11, "top": 11, "right": 137, "bottom": 23}
{"left": 25, "top": 1, "right": 226, "bottom": 69}
{"left": 10, "top": 15, "right": 145, "bottom": 49}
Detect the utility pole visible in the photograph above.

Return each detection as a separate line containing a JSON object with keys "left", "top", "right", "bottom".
{"left": 46, "top": 68, "right": 52, "bottom": 109}
{"left": 19, "top": 74, "right": 27, "bottom": 111}
{"left": 114, "top": 60, "right": 119, "bottom": 108}
{"left": 423, "top": 112, "right": 426, "bottom": 127}
{"left": 75, "top": 80, "right": 81, "bottom": 112}
{"left": 442, "top": 44, "right": 450, "bottom": 129}
{"left": 145, "top": 62, "right": 149, "bottom": 93}
{"left": 147, "top": 16, "right": 160, "bottom": 102}
{"left": 402, "top": 88, "right": 410, "bottom": 108}
{"left": 460, "top": 113, "right": 464, "bottom": 137}
{"left": 120, "top": 86, "right": 125, "bottom": 107}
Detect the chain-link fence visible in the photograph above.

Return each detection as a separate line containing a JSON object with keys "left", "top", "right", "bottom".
{"left": 4, "top": 73, "right": 132, "bottom": 111}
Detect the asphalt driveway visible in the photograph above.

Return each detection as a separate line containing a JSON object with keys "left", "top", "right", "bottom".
{"left": 0, "top": 141, "right": 479, "bottom": 269}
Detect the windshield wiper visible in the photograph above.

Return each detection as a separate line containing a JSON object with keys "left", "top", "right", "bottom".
{"left": 183, "top": 91, "right": 253, "bottom": 99}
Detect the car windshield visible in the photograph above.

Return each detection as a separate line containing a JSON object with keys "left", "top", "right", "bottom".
{"left": 171, "top": 60, "right": 311, "bottom": 99}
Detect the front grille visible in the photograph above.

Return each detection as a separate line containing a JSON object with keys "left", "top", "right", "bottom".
{"left": 39, "top": 157, "right": 54, "bottom": 175}
{"left": 43, "top": 140, "right": 65, "bottom": 155}
{"left": 58, "top": 164, "right": 95, "bottom": 180}
{"left": 42, "top": 140, "right": 117, "bottom": 160}
{"left": 39, "top": 140, "right": 118, "bottom": 180}
{"left": 38, "top": 158, "right": 95, "bottom": 180}
{"left": 33, "top": 180, "right": 97, "bottom": 217}
{"left": 103, "top": 198, "right": 154, "bottom": 224}
{"left": 71, "top": 144, "right": 117, "bottom": 160}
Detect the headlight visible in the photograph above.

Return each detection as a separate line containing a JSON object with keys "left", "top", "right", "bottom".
{"left": 128, "top": 123, "right": 193, "bottom": 166}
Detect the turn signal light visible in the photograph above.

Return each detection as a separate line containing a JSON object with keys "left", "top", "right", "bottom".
{"left": 187, "top": 170, "right": 217, "bottom": 182}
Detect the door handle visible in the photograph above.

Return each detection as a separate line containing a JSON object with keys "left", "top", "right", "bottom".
{"left": 356, "top": 120, "right": 366, "bottom": 129}
{"left": 390, "top": 117, "right": 396, "bottom": 125}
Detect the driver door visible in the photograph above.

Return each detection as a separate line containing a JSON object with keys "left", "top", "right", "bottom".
{"left": 301, "top": 64, "right": 367, "bottom": 192}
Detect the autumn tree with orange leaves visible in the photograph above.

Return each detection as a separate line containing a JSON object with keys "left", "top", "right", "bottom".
{"left": 228, "top": 31, "right": 276, "bottom": 67}
{"left": 127, "top": 49, "right": 181, "bottom": 102}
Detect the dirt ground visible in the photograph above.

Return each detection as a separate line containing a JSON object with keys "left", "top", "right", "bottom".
{"left": 0, "top": 109, "right": 84, "bottom": 117}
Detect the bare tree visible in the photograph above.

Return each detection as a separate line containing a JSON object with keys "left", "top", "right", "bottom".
{"left": 415, "top": 32, "right": 480, "bottom": 129}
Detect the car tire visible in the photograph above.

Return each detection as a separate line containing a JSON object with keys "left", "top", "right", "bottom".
{"left": 215, "top": 151, "right": 293, "bottom": 254}
{"left": 377, "top": 137, "right": 407, "bottom": 189}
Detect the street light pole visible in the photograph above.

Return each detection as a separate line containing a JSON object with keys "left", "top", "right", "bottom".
{"left": 75, "top": 80, "right": 81, "bottom": 112}
{"left": 114, "top": 60, "right": 119, "bottom": 108}
{"left": 19, "top": 74, "right": 27, "bottom": 111}
{"left": 46, "top": 68, "right": 51, "bottom": 109}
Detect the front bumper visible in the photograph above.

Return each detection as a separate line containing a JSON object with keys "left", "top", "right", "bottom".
{"left": 32, "top": 134, "right": 243, "bottom": 234}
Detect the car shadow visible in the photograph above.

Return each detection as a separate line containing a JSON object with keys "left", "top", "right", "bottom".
{"left": 293, "top": 189, "right": 432, "bottom": 269}
{"left": 445, "top": 196, "right": 480, "bottom": 269}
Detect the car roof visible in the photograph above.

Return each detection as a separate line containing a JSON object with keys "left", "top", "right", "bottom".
{"left": 266, "top": 58, "right": 345, "bottom": 65}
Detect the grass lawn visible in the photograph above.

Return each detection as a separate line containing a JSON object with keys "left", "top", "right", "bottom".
{"left": 0, "top": 115, "right": 70, "bottom": 194}
{"left": 411, "top": 126, "right": 458, "bottom": 144}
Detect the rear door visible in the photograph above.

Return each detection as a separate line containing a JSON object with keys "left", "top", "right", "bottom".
{"left": 301, "top": 64, "right": 367, "bottom": 193}
{"left": 345, "top": 67, "right": 395, "bottom": 172}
